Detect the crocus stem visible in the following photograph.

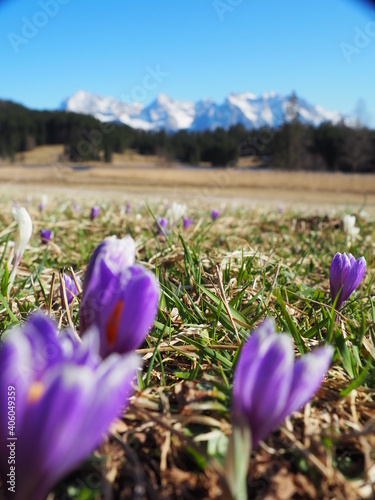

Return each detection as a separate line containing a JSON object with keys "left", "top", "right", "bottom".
{"left": 7, "top": 261, "right": 19, "bottom": 296}
{"left": 226, "top": 423, "right": 252, "bottom": 500}
{"left": 326, "top": 306, "right": 338, "bottom": 345}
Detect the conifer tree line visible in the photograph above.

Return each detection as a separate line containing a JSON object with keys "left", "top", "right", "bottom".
{"left": 1, "top": 99, "right": 374, "bottom": 172}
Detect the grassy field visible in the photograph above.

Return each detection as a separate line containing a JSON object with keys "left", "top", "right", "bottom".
{"left": 0, "top": 192, "right": 374, "bottom": 499}
{"left": 1, "top": 145, "right": 375, "bottom": 209}
{"left": 3, "top": 144, "right": 261, "bottom": 169}
{"left": 5, "top": 145, "right": 161, "bottom": 168}
{"left": 1, "top": 166, "right": 375, "bottom": 215}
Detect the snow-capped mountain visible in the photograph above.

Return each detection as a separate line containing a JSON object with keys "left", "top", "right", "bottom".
{"left": 61, "top": 90, "right": 350, "bottom": 132}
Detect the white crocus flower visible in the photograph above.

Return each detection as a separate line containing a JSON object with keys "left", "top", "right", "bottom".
{"left": 39, "top": 194, "right": 48, "bottom": 211}
{"left": 167, "top": 202, "right": 187, "bottom": 225}
{"left": 359, "top": 210, "right": 369, "bottom": 221}
{"left": 41, "top": 194, "right": 48, "bottom": 207}
{"left": 8, "top": 207, "right": 33, "bottom": 294}
{"left": 343, "top": 214, "right": 355, "bottom": 233}
{"left": 343, "top": 214, "right": 359, "bottom": 245}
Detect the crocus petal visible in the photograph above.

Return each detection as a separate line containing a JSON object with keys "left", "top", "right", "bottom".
{"left": 155, "top": 218, "right": 169, "bottom": 235}
{"left": 41, "top": 194, "right": 48, "bottom": 207}
{"left": 343, "top": 215, "right": 360, "bottom": 241}
{"left": 11, "top": 207, "right": 33, "bottom": 264}
{"left": 330, "top": 252, "right": 366, "bottom": 310}
{"left": 78, "top": 352, "right": 140, "bottom": 453}
{"left": 0, "top": 333, "right": 32, "bottom": 439}
{"left": 80, "top": 235, "right": 158, "bottom": 357}
{"left": 341, "top": 257, "right": 366, "bottom": 304}
{"left": 15, "top": 366, "right": 97, "bottom": 499}
{"left": 82, "top": 235, "right": 135, "bottom": 303}
{"left": 232, "top": 319, "right": 332, "bottom": 449}
{"left": 183, "top": 217, "right": 194, "bottom": 230}
{"left": 104, "top": 265, "right": 159, "bottom": 356}
{"left": 233, "top": 318, "right": 294, "bottom": 447}
{"left": 211, "top": 209, "right": 220, "bottom": 221}
{"left": 15, "top": 356, "right": 139, "bottom": 500}
{"left": 40, "top": 229, "right": 52, "bottom": 243}
{"left": 0, "top": 315, "right": 140, "bottom": 500}
{"left": 329, "top": 253, "right": 347, "bottom": 308}
{"left": 90, "top": 206, "right": 101, "bottom": 220}
{"left": 280, "top": 345, "right": 334, "bottom": 421}
{"left": 167, "top": 202, "right": 187, "bottom": 225}
{"left": 81, "top": 264, "right": 160, "bottom": 357}
{"left": 347, "top": 253, "right": 356, "bottom": 266}
{"left": 23, "top": 314, "right": 66, "bottom": 375}
{"left": 343, "top": 214, "right": 355, "bottom": 233}
{"left": 61, "top": 274, "right": 80, "bottom": 305}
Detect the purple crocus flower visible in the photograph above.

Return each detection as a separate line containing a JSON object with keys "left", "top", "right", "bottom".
{"left": 211, "top": 209, "right": 220, "bottom": 221}
{"left": 155, "top": 217, "right": 168, "bottom": 236}
{"left": 183, "top": 217, "right": 194, "bottom": 230}
{"left": 330, "top": 253, "right": 366, "bottom": 310}
{"left": 40, "top": 229, "right": 52, "bottom": 244}
{"left": 232, "top": 318, "right": 333, "bottom": 449}
{"left": 90, "top": 206, "right": 100, "bottom": 221}
{"left": 80, "top": 235, "right": 159, "bottom": 357}
{"left": 61, "top": 273, "right": 81, "bottom": 305}
{"left": 125, "top": 203, "right": 132, "bottom": 214}
{"left": 0, "top": 314, "right": 140, "bottom": 500}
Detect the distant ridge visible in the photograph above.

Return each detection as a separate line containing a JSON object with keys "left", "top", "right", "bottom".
{"left": 61, "top": 90, "right": 354, "bottom": 132}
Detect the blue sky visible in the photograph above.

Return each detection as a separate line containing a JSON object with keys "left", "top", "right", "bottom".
{"left": 1, "top": 0, "right": 375, "bottom": 124}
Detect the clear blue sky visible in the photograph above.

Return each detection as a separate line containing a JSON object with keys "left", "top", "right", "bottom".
{"left": 1, "top": 0, "right": 374, "bottom": 124}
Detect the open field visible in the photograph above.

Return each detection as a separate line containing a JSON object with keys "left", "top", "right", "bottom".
{"left": 0, "top": 191, "right": 374, "bottom": 499}
{"left": 1, "top": 145, "right": 374, "bottom": 209}
{"left": 7, "top": 144, "right": 262, "bottom": 169}
{"left": 8, "top": 145, "right": 161, "bottom": 168}
{"left": 1, "top": 165, "right": 375, "bottom": 211}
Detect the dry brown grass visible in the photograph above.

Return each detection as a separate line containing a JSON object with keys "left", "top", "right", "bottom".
{"left": 0, "top": 167, "right": 374, "bottom": 212}
{"left": 6, "top": 145, "right": 159, "bottom": 168}
{"left": 1, "top": 146, "right": 374, "bottom": 209}
{"left": 6, "top": 144, "right": 261, "bottom": 169}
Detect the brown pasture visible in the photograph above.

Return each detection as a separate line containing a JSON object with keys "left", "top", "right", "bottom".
{"left": 0, "top": 164, "right": 374, "bottom": 207}
{"left": 0, "top": 144, "right": 374, "bottom": 207}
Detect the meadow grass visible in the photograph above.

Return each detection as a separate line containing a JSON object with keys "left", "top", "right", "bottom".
{"left": 0, "top": 195, "right": 374, "bottom": 499}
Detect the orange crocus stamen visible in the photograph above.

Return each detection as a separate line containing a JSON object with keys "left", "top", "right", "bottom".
{"left": 27, "top": 381, "right": 45, "bottom": 404}
{"left": 106, "top": 300, "right": 125, "bottom": 346}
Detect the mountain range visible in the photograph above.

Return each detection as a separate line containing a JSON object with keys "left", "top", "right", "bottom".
{"left": 61, "top": 90, "right": 352, "bottom": 132}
